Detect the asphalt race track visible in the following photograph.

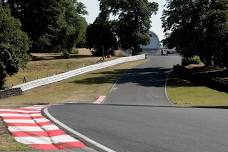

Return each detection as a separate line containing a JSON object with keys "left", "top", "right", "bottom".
{"left": 47, "top": 54, "right": 228, "bottom": 152}
{"left": 105, "top": 55, "right": 181, "bottom": 106}
{"left": 48, "top": 104, "right": 228, "bottom": 152}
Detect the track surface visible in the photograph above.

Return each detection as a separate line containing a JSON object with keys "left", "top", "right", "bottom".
{"left": 105, "top": 55, "right": 181, "bottom": 106}
{"left": 47, "top": 55, "right": 228, "bottom": 152}
{"left": 48, "top": 104, "right": 228, "bottom": 152}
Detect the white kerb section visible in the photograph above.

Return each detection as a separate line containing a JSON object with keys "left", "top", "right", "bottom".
{"left": 13, "top": 54, "right": 146, "bottom": 91}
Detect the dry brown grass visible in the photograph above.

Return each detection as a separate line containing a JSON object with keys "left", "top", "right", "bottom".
{"left": 5, "top": 49, "right": 118, "bottom": 87}
{"left": 0, "top": 58, "right": 146, "bottom": 151}
{"left": 1, "top": 60, "right": 147, "bottom": 108}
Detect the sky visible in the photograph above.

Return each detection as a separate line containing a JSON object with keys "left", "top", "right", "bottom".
{"left": 78, "top": 0, "right": 166, "bottom": 40}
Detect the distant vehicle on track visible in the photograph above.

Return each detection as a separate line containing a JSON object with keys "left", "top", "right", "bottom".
{"left": 161, "top": 48, "right": 177, "bottom": 56}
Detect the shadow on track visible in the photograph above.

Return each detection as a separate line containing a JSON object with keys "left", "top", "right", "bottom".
{"left": 71, "top": 67, "right": 171, "bottom": 88}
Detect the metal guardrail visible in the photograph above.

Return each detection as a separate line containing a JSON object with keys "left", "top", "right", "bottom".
{"left": 13, "top": 54, "right": 146, "bottom": 91}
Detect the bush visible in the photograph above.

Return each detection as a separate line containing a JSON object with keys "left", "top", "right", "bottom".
{"left": 62, "top": 50, "right": 70, "bottom": 59}
{"left": 0, "top": 5, "right": 30, "bottom": 89}
{"left": 91, "top": 47, "right": 115, "bottom": 57}
{"left": 91, "top": 48, "right": 103, "bottom": 56}
{"left": 182, "top": 56, "right": 202, "bottom": 66}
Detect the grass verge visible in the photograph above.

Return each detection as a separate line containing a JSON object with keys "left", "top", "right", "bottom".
{"left": 5, "top": 56, "right": 109, "bottom": 87}
{"left": 0, "top": 60, "right": 146, "bottom": 108}
{"left": 0, "top": 119, "right": 31, "bottom": 151}
{"left": 0, "top": 59, "right": 146, "bottom": 151}
{"left": 167, "top": 72, "right": 228, "bottom": 107}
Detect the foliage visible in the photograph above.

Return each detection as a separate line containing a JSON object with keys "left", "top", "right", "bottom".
{"left": 97, "top": 0, "right": 158, "bottom": 55}
{"left": 1, "top": 0, "right": 88, "bottom": 53}
{"left": 58, "top": 0, "right": 88, "bottom": 57}
{"left": 86, "top": 20, "right": 117, "bottom": 56}
{"left": 0, "top": 5, "right": 29, "bottom": 89}
{"left": 61, "top": 50, "right": 71, "bottom": 59}
{"left": 162, "top": 0, "right": 228, "bottom": 67}
{"left": 0, "top": 0, "right": 63, "bottom": 51}
{"left": 182, "top": 56, "right": 202, "bottom": 66}
{"left": 76, "top": 17, "right": 88, "bottom": 47}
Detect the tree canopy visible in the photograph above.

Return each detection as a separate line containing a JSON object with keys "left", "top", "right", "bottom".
{"left": 86, "top": 19, "right": 117, "bottom": 56}
{"left": 0, "top": 5, "right": 30, "bottom": 89}
{"left": 1, "top": 0, "right": 88, "bottom": 53}
{"left": 92, "top": 0, "right": 158, "bottom": 55}
{"left": 162, "top": 0, "right": 228, "bottom": 66}
{"left": 58, "top": 0, "right": 87, "bottom": 57}
{"left": 0, "top": 0, "right": 88, "bottom": 88}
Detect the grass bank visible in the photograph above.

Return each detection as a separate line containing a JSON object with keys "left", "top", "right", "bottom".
{"left": 0, "top": 120, "right": 31, "bottom": 151}
{"left": 167, "top": 72, "right": 228, "bottom": 107}
{"left": 5, "top": 52, "right": 112, "bottom": 87}
{"left": 0, "top": 59, "right": 146, "bottom": 151}
{"left": 0, "top": 60, "right": 146, "bottom": 108}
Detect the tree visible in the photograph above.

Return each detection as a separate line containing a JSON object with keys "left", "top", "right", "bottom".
{"left": 204, "top": 0, "right": 228, "bottom": 66}
{"left": 86, "top": 19, "right": 117, "bottom": 56}
{"left": 1, "top": 0, "right": 88, "bottom": 53}
{"left": 0, "top": 4, "right": 30, "bottom": 89}
{"left": 98, "top": 0, "right": 158, "bottom": 55}
{"left": 76, "top": 17, "right": 88, "bottom": 47}
{"left": 162, "top": 0, "right": 228, "bottom": 66}
{"left": 1, "top": 0, "right": 63, "bottom": 51}
{"left": 58, "top": 0, "right": 88, "bottom": 58}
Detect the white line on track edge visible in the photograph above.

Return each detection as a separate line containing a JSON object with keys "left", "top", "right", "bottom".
{"left": 165, "top": 70, "right": 174, "bottom": 105}
{"left": 43, "top": 107, "right": 116, "bottom": 152}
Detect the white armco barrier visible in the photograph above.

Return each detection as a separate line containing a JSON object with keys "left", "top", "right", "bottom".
{"left": 13, "top": 54, "right": 146, "bottom": 91}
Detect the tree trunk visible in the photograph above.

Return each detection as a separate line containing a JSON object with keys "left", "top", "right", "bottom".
{"left": 132, "top": 45, "right": 140, "bottom": 56}
{"left": 0, "top": 79, "right": 5, "bottom": 90}
{"left": 204, "top": 55, "right": 212, "bottom": 66}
